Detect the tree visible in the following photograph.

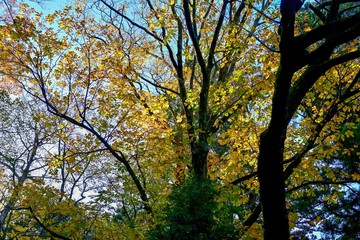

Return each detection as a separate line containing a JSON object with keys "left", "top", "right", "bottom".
{"left": 0, "top": 0, "right": 359, "bottom": 239}
{"left": 0, "top": 91, "right": 95, "bottom": 239}
{"left": 258, "top": 0, "right": 360, "bottom": 238}
{"left": 0, "top": 91, "right": 53, "bottom": 238}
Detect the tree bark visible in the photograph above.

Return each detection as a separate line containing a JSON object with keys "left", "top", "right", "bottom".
{"left": 257, "top": 0, "right": 296, "bottom": 237}
{"left": 257, "top": 1, "right": 360, "bottom": 238}
{"left": 191, "top": 141, "right": 209, "bottom": 179}
{"left": 257, "top": 65, "right": 293, "bottom": 239}
{"left": 258, "top": 129, "right": 289, "bottom": 240}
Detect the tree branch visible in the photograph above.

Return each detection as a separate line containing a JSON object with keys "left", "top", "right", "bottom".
{"left": 287, "top": 50, "right": 360, "bottom": 125}
{"left": 26, "top": 206, "right": 71, "bottom": 240}
{"left": 183, "top": 0, "right": 208, "bottom": 78}
{"left": 241, "top": 203, "right": 261, "bottom": 232}
{"left": 294, "top": 13, "right": 360, "bottom": 51}
{"left": 287, "top": 180, "right": 358, "bottom": 193}
{"left": 230, "top": 172, "right": 257, "bottom": 185}
{"left": 99, "top": 0, "right": 163, "bottom": 42}
{"left": 208, "top": 0, "right": 228, "bottom": 68}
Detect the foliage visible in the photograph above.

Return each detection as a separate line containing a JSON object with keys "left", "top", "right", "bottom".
{"left": 0, "top": 0, "right": 359, "bottom": 239}
{"left": 148, "top": 176, "right": 237, "bottom": 240}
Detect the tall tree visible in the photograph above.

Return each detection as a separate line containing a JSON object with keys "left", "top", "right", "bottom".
{"left": 258, "top": 0, "right": 360, "bottom": 238}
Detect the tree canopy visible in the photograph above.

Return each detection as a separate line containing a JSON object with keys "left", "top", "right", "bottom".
{"left": 0, "top": 0, "right": 359, "bottom": 239}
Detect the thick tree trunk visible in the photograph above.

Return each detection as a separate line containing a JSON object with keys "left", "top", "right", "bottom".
{"left": 258, "top": 98, "right": 291, "bottom": 239}
{"left": 191, "top": 139, "right": 209, "bottom": 179}
{"left": 256, "top": 0, "right": 299, "bottom": 237}
{"left": 258, "top": 129, "right": 289, "bottom": 240}
{"left": 257, "top": 39, "right": 294, "bottom": 239}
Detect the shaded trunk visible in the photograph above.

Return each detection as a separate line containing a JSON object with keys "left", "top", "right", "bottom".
{"left": 258, "top": 130, "right": 289, "bottom": 239}
{"left": 256, "top": 0, "right": 299, "bottom": 236}
{"left": 257, "top": 35, "right": 294, "bottom": 239}
{"left": 191, "top": 140, "right": 209, "bottom": 179}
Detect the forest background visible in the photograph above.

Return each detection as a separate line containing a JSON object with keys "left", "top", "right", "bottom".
{"left": 0, "top": 0, "right": 359, "bottom": 239}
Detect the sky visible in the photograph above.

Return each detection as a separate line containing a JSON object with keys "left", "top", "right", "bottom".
{"left": 25, "top": 0, "right": 69, "bottom": 14}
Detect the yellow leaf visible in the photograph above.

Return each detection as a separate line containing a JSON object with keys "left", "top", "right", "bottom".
{"left": 352, "top": 173, "right": 360, "bottom": 181}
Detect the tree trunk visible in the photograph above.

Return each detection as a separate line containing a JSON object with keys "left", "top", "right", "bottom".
{"left": 191, "top": 139, "right": 209, "bottom": 179}
{"left": 256, "top": 0, "right": 299, "bottom": 237}
{"left": 258, "top": 129, "right": 289, "bottom": 239}
{"left": 257, "top": 35, "right": 294, "bottom": 239}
